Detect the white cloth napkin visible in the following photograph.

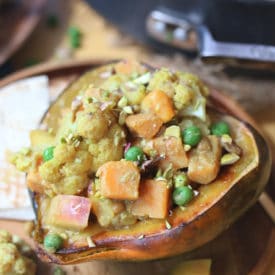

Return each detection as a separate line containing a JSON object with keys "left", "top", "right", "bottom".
{"left": 0, "top": 75, "right": 50, "bottom": 220}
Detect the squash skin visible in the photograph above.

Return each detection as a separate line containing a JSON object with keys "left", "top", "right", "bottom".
{"left": 31, "top": 62, "right": 272, "bottom": 264}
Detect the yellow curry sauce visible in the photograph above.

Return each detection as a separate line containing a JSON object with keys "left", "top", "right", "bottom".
{"left": 11, "top": 60, "right": 244, "bottom": 253}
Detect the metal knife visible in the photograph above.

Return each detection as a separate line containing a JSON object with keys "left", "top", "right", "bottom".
{"left": 87, "top": 0, "right": 275, "bottom": 67}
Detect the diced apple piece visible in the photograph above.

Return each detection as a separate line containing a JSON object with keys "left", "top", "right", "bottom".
{"left": 96, "top": 160, "right": 140, "bottom": 200}
{"left": 151, "top": 136, "right": 188, "bottom": 169}
{"left": 188, "top": 136, "right": 222, "bottom": 184}
{"left": 46, "top": 195, "right": 91, "bottom": 230}
{"left": 141, "top": 90, "right": 175, "bottom": 122}
{"left": 125, "top": 113, "right": 163, "bottom": 139}
{"left": 130, "top": 179, "right": 171, "bottom": 219}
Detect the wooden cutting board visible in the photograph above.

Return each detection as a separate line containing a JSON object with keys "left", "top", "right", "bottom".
{"left": 0, "top": 60, "right": 274, "bottom": 275}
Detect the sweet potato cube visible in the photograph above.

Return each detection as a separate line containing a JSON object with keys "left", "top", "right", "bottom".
{"left": 141, "top": 90, "right": 175, "bottom": 122}
{"left": 152, "top": 136, "right": 188, "bottom": 169}
{"left": 125, "top": 113, "right": 163, "bottom": 139}
{"left": 96, "top": 160, "right": 140, "bottom": 200}
{"left": 130, "top": 179, "right": 170, "bottom": 219}
{"left": 188, "top": 136, "right": 222, "bottom": 184}
{"left": 46, "top": 195, "right": 91, "bottom": 230}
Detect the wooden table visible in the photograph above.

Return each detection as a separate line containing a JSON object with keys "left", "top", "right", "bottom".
{"left": 1, "top": 0, "right": 274, "bottom": 274}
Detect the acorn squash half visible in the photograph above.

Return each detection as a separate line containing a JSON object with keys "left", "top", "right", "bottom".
{"left": 30, "top": 62, "right": 271, "bottom": 264}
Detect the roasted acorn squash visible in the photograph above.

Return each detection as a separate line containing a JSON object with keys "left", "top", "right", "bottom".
{"left": 25, "top": 62, "right": 271, "bottom": 264}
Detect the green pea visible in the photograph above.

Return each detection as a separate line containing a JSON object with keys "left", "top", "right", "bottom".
{"left": 174, "top": 173, "right": 188, "bottom": 188}
{"left": 44, "top": 234, "right": 63, "bottom": 252}
{"left": 173, "top": 186, "right": 194, "bottom": 206}
{"left": 210, "top": 121, "right": 230, "bottom": 136}
{"left": 43, "top": 146, "right": 55, "bottom": 162}
{"left": 68, "top": 27, "right": 81, "bottom": 48}
{"left": 182, "top": 126, "right": 202, "bottom": 146}
{"left": 125, "top": 146, "right": 144, "bottom": 162}
{"left": 68, "top": 26, "right": 81, "bottom": 38}
{"left": 71, "top": 37, "right": 80, "bottom": 49}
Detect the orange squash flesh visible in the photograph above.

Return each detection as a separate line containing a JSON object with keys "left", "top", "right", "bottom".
{"left": 96, "top": 160, "right": 140, "bottom": 200}
{"left": 141, "top": 90, "right": 175, "bottom": 122}
{"left": 188, "top": 135, "right": 222, "bottom": 184}
{"left": 125, "top": 113, "right": 163, "bottom": 139}
{"left": 30, "top": 62, "right": 271, "bottom": 264}
{"left": 130, "top": 179, "right": 171, "bottom": 219}
{"left": 149, "top": 136, "right": 188, "bottom": 170}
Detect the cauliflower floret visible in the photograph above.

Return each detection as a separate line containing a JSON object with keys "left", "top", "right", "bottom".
{"left": 75, "top": 110, "right": 109, "bottom": 141}
{"left": 53, "top": 174, "right": 89, "bottom": 195}
{"left": 174, "top": 72, "right": 208, "bottom": 121}
{"left": 88, "top": 124, "right": 125, "bottom": 172}
{"left": 173, "top": 84, "right": 194, "bottom": 110}
{"left": 39, "top": 144, "right": 92, "bottom": 196}
{"left": 176, "top": 71, "right": 209, "bottom": 97}
{"left": 147, "top": 68, "right": 176, "bottom": 97}
{"left": 9, "top": 149, "right": 32, "bottom": 173}
{"left": 0, "top": 243, "right": 18, "bottom": 273}
{"left": 39, "top": 160, "right": 62, "bottom": 183}
{"left": 0, "top": 230, "right": 12, "bottom": 243}
{"left": 75, "top": 105, "right": 116, "bottom": 142}
{"left": 100, "top": 74, "right": 125, "bottom": 91}
{"left": 39, "top": 104, "right": 125, "bottom": 196}
{"left": 0, "top": 238, "right": 35, "bottom": 275}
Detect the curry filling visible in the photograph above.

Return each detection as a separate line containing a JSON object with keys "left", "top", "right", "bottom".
{"left": 11, "top": 61, "right": 243, "bottom": 253}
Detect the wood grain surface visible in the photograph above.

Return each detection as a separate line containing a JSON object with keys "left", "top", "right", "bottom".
{"left": 0, "top": 61, "right": 274, "bottom": 275}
